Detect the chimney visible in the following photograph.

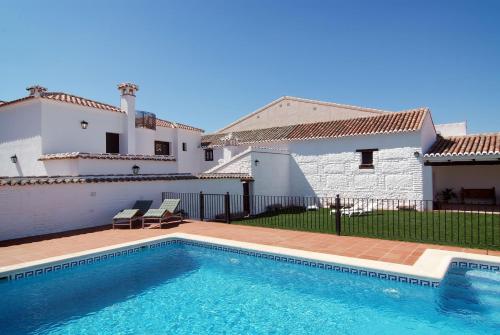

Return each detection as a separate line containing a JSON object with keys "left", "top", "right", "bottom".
{"left": 117, "top": 83, "right": 139, "bottom": 155}
{"left": 26, "top": 85, "right": 47, "bottom": 98}
{"left": 221, "top": 133, "right": 239, "bottom": 162}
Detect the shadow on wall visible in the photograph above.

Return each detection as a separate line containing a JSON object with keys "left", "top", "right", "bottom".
{"left": 15, "top": 160, "right": 23, "bottom": 176}
{"left": 289, "top": 158, "right": 316, "bottom": 197}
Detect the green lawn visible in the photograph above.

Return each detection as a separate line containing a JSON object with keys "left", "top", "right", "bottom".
{"left": 232, "top": 208, "right": 500, "bottom": 250}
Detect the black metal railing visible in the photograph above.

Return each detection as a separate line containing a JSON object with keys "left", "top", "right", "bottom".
{"left": 162, "top": 192, "right": 500, "bottom": 250}
{"left": 135, "top": 110, "right": 156, "bottom": 130}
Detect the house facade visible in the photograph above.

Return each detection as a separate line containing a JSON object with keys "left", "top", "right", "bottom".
{"left": 0, "top": 84, "right": 250, "bottom": 240}
{"left": 1, "top": 86, "right": 499, "bottom": 240}
{"left": 0, "top": 84, "right": 204, "bottom": 177}
{"left": 202, "top": 96, "right": 499, "bottom": 204}
{"left": 202, "top": 107, "right": 437, "bottom": 201}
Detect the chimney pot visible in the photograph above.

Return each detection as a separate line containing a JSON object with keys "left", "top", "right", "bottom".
{"left": 117, "top": 82, "right": 139, "bottom": 96}
{"left": 26, "top": 85, "right": 47, "bottom": 98}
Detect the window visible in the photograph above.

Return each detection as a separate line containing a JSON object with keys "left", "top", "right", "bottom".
{"left": 356, "top": 149, "right": 378, "bottom": 169}
{"left": 106, "top": 133, "right": 120, "bottom": 154}
{"left": 182, "top": 142, "right": 187, "bottom": 151}
{"left": 155, "top": 141, "right": 170, "bottom": 155}
{"left": 204, "top": 149, "right": 214, "bottom": 161}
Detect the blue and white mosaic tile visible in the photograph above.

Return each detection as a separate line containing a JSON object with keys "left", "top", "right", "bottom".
{"left": 450, "top": 260, "right": 500, "bottom": 272}
{"left": 3, "top": 238, "right": 497, "bottom": 287}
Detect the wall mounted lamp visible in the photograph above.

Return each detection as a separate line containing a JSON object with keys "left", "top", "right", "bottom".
{"left": 132, "top": 165, "right": 140, "bottom": 175}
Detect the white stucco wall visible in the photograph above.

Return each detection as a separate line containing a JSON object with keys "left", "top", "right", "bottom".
{"left": 287, "top": 133, "right": 426, "bottom": 199}
{"left": 0, "top": 100, "right": 44, "bottom": 177}
{"left": 154, "top": 126, "right": 177, "bottom": 155}
{"left": 1, "top": 98, "right": 204, "bottom": 177}
{"left": 205, "top": 132, "right": 429, "bottom": 200}
{"left": 420, "top": 112, "right": 438, "bottom": 201}
{"left": 250, "top": 149, "right": 291, "bottom": 196}
{"left": 176, "top": 129, "right": 203, "bottom": 175}
{"left": 212, "top": 151, "right": 252, "bottom": 174}
{"left": 41, "top": 100, "right": 125, "bottom": 154}
{"left": 135, "top": 128, "right": 156, "bottom": 155}
{"left": 433, "top": 165, "right": 500, "bottom": 204}
{"left": 435, "top": 122, "right": 467, "bottom": 137}
{"left": 0, "top": 178, "right": 245, "bottom": 241}
{"left": 207, "top": 147, "right": 291, "bottom": 196}
{"left": 43, "top": 159, "right": 178, "bottom": 176}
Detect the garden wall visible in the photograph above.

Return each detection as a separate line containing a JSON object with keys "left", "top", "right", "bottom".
{"left": 0, "top": 178, "right": 244, "bottom": 241}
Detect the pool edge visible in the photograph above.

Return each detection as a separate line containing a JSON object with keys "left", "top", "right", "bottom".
{"left": 1, "top": 232, "right": 499, "bottom": 287}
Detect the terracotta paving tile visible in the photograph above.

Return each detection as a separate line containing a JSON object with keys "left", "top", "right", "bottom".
{"left": 0, "top": 221, "right": 498, "bottom": 268}
{"left": 357, "top": 254, "right": 381, "bottom": 261}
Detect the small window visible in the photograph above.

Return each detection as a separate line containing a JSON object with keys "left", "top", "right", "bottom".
{"left": 356, "top": 149, "right": 377, "bottom": 169}
{"left": 182, "top": 142, "right": 187, "bottom": 151}
{"left": 204, "top": 149, "right": 214, "bottom": 161}
{"left": 155, "top": 141, "right": 170, "bottom": 155}
{"left": 106, "top": 133, "right": 120, "bottom": 154}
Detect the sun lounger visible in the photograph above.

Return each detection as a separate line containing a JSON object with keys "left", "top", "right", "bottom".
{"left": 142, "top": 199, "right": 183, "bottom": 229}
{"left": 331, "top": 202, "right": 375, "bottom": 217}
{"left": 112, "top": 200, "right": 153, "bottom": 229}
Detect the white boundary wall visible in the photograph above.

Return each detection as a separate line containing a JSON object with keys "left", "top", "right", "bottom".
{"left": 0, "top": 179, "right": 244, "bottom": 241}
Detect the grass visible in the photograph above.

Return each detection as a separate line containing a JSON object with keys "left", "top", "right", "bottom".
{"left": 232, "top": 208, "right": 500, "bottom": 250}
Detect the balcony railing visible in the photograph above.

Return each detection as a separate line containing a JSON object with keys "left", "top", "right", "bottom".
{"left": 135, "top": 110, "right": 156, "bottom": 130}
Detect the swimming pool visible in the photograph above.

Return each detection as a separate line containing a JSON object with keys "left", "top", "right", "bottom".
{"left": 0, "top": 240, "right": 499, "bottom": 334}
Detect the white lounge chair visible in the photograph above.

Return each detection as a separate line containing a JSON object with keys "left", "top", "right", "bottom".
{"left": 331, "top": 202, "right": 375, "bottom": 217}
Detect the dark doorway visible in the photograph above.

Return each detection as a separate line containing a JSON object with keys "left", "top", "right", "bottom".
{"left": 243, "top": 182, "right": 250, "bottom": 215}
{"left": 106, "top": 133, "right": 120, "bottom": 154}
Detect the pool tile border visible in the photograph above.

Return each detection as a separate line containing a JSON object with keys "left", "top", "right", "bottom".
{"left": 450, "top": 260, "right": 500, "bottom": 271}
{"left": 1, "top": 234, "right": 499, "bottom": 288}
{"left": 168, "top": 239, "right": 440, "bottom": 287}
{"left": 5, "top": 239, "right": 440, "bottom": 287}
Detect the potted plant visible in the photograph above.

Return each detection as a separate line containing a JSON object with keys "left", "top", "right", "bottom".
{"left": 438, "top": 188, "right": 457, "bottom": 204}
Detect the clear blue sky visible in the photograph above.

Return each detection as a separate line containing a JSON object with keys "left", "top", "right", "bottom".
{"left": 1, "top": 0, "right": 499, "bottom": 133}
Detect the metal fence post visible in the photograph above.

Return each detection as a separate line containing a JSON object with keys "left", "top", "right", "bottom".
{"left": 199, "top": 191, "right": 205, "bottom": 222}
{"left": 225, "top": 192, "right": 231, "bottom": 224}
{"left": 335, "top": 194, "right": 341, "bottom": 235}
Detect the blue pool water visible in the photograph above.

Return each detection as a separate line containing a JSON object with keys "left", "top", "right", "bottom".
{"left": 0, "top": 242, "right": 499, "bottom": 335}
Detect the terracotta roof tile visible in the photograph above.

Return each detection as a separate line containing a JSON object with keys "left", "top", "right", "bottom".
{"left": 0, "top": 91, "right": 122, "bottom": 113}
{"left": 198, "top": 173, "right": 253, "bottom": 181}
{"left": 425, "top": 133, "right": 500, "bottom": 157}
{"left": 0, "top": 174, "right": 198, "bottom": 187}
{"left": 155, "top": 118, "right": 175, "bottom": 128}
{"left": 0, "top": 173, "right": 252, "bottom": 187}
{"left": 38, "top": 153, "right": 176, "bottom": 161}
{"left": 43, "top": 92, "right": 122, "bottom": 112}
{"left": 1, "top": 91, "right": 203, "bottom": 132}
{"left": 156, "top": 118, "right": 204, "bottom": 132}
{"left": 202, "top": 108, "right": 428, "bottom": 147}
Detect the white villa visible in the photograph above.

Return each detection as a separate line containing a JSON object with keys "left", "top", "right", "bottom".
{"left": 201, "top": 96, "right": 499, "bottom": 202}
{"left": 1, "top": 84, "right": 499, "bottom": 240}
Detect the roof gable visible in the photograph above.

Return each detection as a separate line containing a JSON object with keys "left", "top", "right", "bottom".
{"left": 216, "top": 96, "right": 390, "bottom": 133}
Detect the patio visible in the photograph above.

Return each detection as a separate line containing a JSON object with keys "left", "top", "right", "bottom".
{"left": 1, "top": 220, "right": 499, "bottom": 268}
